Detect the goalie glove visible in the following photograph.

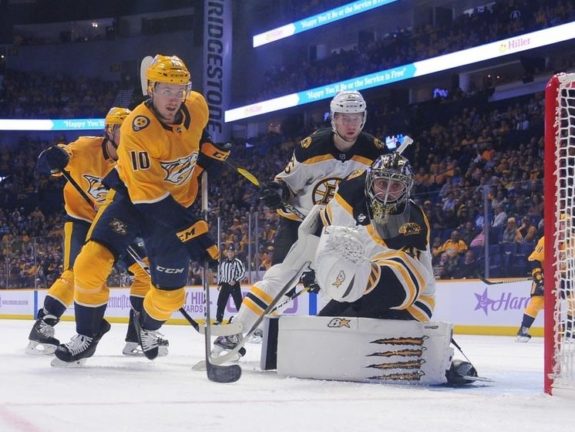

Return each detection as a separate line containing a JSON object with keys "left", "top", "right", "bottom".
{"left": 260, "top": 181, "right": 288, "bottom": 210}
{"left": 530, "top": 268, "right": 544, "bottom": 296}
{"left": 39, "top": 145, "right": 70, "bottom": 174}
{"left": 315, "top": 226, "right": 374, "bottom": 303}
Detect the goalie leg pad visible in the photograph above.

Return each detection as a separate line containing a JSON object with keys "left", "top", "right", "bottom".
{"left": 277, "top": 316, "right": 453, "bottom": 385}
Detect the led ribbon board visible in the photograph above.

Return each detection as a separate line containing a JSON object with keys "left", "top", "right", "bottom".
{"left": 229, "top": 21, "right": 575, "bottom": 122}
{"left": 253, "top": 0, "right": 399, "bottom": 47}
{"left": 0, "top": 119, "right": 105, "bottom": 131}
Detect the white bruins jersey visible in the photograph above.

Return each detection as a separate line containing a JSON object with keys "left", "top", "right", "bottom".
{"left": 320, "top": 170, "right": 436, "bottom": 322}
{"left": 275, "top": 128, "right": 385, "bottom": 221}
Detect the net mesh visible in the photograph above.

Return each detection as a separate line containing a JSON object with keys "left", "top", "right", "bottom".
{"left": 552, "top": 73, "right": 575, "bottom": 392}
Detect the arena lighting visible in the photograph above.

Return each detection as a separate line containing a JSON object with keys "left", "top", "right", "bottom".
{"left": 252, "top": 0, "right": 398, "bottom": 47}
{"left": 227, "top": 21, "right": 575, "bottom": 122}
{"left": 0, "top": 118, "right": 104, "bottom": 131}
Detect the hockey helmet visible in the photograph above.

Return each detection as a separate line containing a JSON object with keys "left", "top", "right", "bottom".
{"left": 330, "top": 90, "right": 367, "bottom": 133}
{"left": 365, "top": 153, "right": 414, "bottom": 223}
{"left": 146, "top": 54, "right": 191, "bottom": 96}
{"left": 104, "top": 107, "right": 131, "bottom": 148}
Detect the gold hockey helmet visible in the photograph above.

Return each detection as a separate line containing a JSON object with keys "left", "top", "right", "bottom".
{"left": 105, "top": 107, "right": 131, "bottom": 126}
{"left": 146, "top": 54, "right": 191, "bottom": 94}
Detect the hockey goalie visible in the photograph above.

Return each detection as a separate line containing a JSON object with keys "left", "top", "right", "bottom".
{"left": 274, "top": 153, "right": 478, "bottom": 385}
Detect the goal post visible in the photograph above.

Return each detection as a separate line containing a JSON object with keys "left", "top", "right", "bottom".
{"left": 544, "top": 72, "right": 575, "bottom": 396}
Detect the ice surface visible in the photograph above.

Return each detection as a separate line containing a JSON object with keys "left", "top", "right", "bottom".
{"left": 0, "top": 319, "right": 571, "bottom": 432}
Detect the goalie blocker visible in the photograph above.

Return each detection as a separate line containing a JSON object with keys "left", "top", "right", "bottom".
{"left": 265, "top": 315, "right": 473, "bottom": 386}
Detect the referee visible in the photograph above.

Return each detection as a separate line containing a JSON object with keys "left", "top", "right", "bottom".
{"left": 216, "top": 246, "right": 246, "bottom": 324}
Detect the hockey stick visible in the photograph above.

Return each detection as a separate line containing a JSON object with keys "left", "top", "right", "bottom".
{"left": 200, "top": 173, "right": 242, "bottom": 383}
{"left": 222, "top": 156, "right": 307, "bottom": 220}
{"left": 480, "top": 277, "right": 531, "bottom": 285}
{"left": 193, "top": 260, "right": 311, "bottom": 370}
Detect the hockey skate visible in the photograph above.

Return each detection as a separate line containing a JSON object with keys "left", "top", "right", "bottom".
{"left": 445, "top": 360, "right": 479, "bottom": 386}
{"left": 26, "top": 310, "right": 60, "bottom": 355}
{"left": 516, "top": 327, "right": 532, "bottom": 343}
{"left": 123, "top": 335, "right": 169, "bottom": 357}
{"left": 50, "top": 319, "right": 111, "bottom": 367}
{"left": 212, "top": 334, "right": 246, "bottom": 361}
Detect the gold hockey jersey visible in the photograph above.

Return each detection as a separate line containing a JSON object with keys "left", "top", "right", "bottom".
{"left": 116, "top": 91, "right": 209, "bottom": 207}
{"left": 58, "top": 137, "right": 115, "bottom": 222}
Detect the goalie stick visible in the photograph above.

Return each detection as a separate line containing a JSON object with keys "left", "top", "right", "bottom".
{"left": 200, "top": 173, "right": 242, "bottom": 383}
{"left": 193, "top": 260, "right": 311, "bottom": 370}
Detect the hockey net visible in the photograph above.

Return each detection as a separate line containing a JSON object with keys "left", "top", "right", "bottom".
{"left": 544, "top": 73, "right": 575, "bottom": 396}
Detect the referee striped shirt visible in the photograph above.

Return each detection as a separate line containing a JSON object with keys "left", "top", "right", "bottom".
{"left": 218, "top": 258, "right": 246, "bottom": 284}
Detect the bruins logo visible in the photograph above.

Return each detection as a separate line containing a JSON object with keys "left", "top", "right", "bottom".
{"left": 312, "top": 177, "right": 341, "bottom": 204}
{"left": 132, "top": 116, "right": 150, "bottom": 132}
{"left": 399, "top": 222, "right": 422, "bottom": 236}
{"left": 83, "top": 174, "right": 107, "bottom": 204}
{"left": 160, "top": 153, "right": 198, "bottom": 185}
{"left": 300, "top": 137, "right": 312, "bottom": 149}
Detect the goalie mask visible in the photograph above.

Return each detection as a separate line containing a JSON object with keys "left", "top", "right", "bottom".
{"left": 330, "top": 91, "right": 367, "bottom": 141}
{"left": 365, "top": 153, "right": 414, "bottom": 231}
{"left": 146, "top": 54, "right": 191, "bottom": 99}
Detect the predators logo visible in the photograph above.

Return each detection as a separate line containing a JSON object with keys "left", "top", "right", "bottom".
{"left": 327, "top": 318, "right": 351, "bottom": 328}
{"left": 399, "top": 222, "right": 421, "bottom": 236}
{"left": 312, "top": 177, "right": 341, "bottom": 204}
{"left": 109, "top": 218, "right": 128, "bottom": 235}
{"left": 83, "top": 174, "right": 108, "bottom": 204}
{"left": 160, "top": 153, "right": 199, "bottom": 185}
{"left": 132, "top": 116, "right": 150, "bottom": 132}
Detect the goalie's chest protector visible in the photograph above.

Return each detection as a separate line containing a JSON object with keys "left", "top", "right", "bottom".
{"left": 323, "top": 172, "right": 430, "bottom": 258}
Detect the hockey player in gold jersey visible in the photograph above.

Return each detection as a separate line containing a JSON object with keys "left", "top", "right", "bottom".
{"left": 516, "top": 237, "right": 545, "bottom": 342}
{"left": 53, "top": 55, "right": 229, "bottom": 365}
{"left": 26, "top": 107, "right": 152, "bottom": 355}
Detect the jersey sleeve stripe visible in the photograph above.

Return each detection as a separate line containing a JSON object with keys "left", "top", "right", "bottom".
{"left": 302, "top": 154, "right": 335, "bottom": 165}
{"left": 406, "top": 301, "right": 433, "bottom": 322}
{"left": 350, "top": 155, "right": 373, "bottom": 166}
{"left": 375, "top": 259, "right": 419, "bottom": 309}
{"left": 334, "top": 193, "right": 353, "bottom": 217}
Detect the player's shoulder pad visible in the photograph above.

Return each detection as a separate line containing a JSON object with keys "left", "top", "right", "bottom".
{"left": 334, "top": 170, "right": 371, "bottom": 223}
{"left": 356, "top": 131, "right": 386, "bottom": 153}
{"left": 129, "top": 102, "right": 153, "bottom": 133}
{"left": 294, "top": 128, "right": 333, "bottom": 161}
{"left": 402, "top": 201, "right": 430, "bottom": 249}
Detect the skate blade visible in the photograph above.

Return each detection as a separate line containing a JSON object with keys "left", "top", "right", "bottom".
{"left": 199, "top": 322, "right": 243, "bottom": 336}
{"left": 25, "top": 341, "right": 57, "bottom": 356}
{"left": 516, "top": 336, "right": 531, "bottom": 343}
{"left": 123, "top": 346, "right": 169, "bottom": 357}
{"left": 50, "top": 356, "right": 87, "bottom": 368}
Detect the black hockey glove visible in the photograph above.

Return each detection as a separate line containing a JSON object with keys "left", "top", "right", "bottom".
{"left": 260, "top": 181, "right": 287, "bottom": 210}
{"left": 41, "top": 146, "right": 69, "bottom": 174}
{"left": 300, "top": 270, "right": 320, "bottom": 294}
{"left": 530, "top": 268, "right": 544, "bottom": 296}
{"left": 176, "top": 220, "right": 220, "bottom": 268}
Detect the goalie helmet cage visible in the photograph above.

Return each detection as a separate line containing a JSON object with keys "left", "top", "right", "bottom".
{"left": 544, "top": 72, "right": 575, "bottom": 396}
